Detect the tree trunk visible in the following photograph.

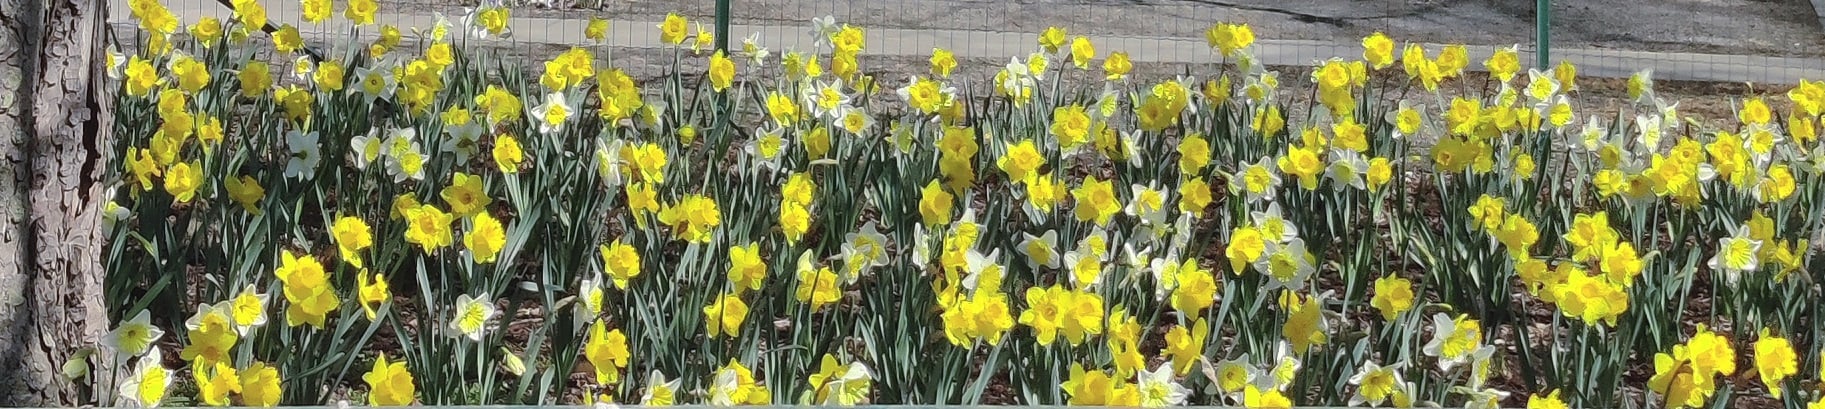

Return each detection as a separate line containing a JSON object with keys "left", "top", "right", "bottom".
{"left": 0, "top": 0, "right": 113, "bottom": 405}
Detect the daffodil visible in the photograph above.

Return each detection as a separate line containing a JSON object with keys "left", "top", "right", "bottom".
{"left": 329, "top": 216, "right": 373, "bottom": 268}
{"left": 641, "top": 370, "right": 682, "bottom": 405}
{"left": 1206, "top": 23, "right": 1255, "bottom": 57}
{"left": 364, "top": 353, "right": 417, "bottom": 406}
{"left": 180, "top": 302, "right": 239, "bottom": 366}
{"left": 1136, "top": 362, "right": 1188, "bottom": 407}
{"left": 1349, "top": 360, "right": 1405, "bottom": 407}
{"left": 1370, "top": 274, "right": 1414, "bottom": 321}
{"left": 529, "top": 92, "right": 573, "bottom": 133}
{"left": 1753, "top": 328, "right": 1798, "bottom": 397}
{"left": 709, "top": 50, "right": 736, "bottom": 92}
{"left": 101, "top": 310, "right": 165, "bottom": 360}
{"left": 274, "top": 251, "right": 339, "bottom": 328}
{"left": 193, "top": 361, "right": 241, "bottom": 406}
{"left": 1061, "top": 363, "right": 1140, "bottom": 406}
{"left": 1164, "top": 318, "right": 1208, "bottom": 376}
{"left": 727, "top": 242, "right": 768, "bottom": 293}
{"left": 708, "top": 359, "right": 771, "bottom": 405}
{"left": 1281, "top": 291, "right": 1329, "bottom": 354}
{"left": 355, "top": 269, "right": 390, "bottom": 320}
{"left": 224, "top": 175, "right": 263, "bottom": 214}
{"left": 162, "top": 160, "right": 205, "bottom": 203}
{"left": 584, "top": 320, "right": 631, "bottom": 385}
{"left": 1070, "top": 36, "right": 1096, "bottom": 69}
{"left": 1424, "top": 313, "right": 1483, "bottom": 371}
{"left": 1177, "top": 177, "right": 1213, "bottom": 216}
{"left": 1072, "top": 176, "right": 1122, "bottom": 226}
{"left": 240, "top": 361, "right": 282, "bottom": 407}
{"left": 1709, "top": 225, "right": 1762, "bottom": 285}
{"left": 449, "top": 294, "right": 496, "bottom": 341}
{"left": 465, "top": 212, "right": 508, "bottom": 264}
{"left": 1169, "top": 259, "right": 1216, "bottom": 313}
{"left": 403, "top": 204, "right": 455, "bottom": 253}
{"left": 284, "top": 130, "right": 321, "bottom": 180}
{"left": 703, "top": 292, "right": 749, "bottom": 338}
{"left": 1103, "top": 51, "right": 1133, "bottom": 80}
{"left": 118, "top": 348, "right": 171, "bottom": 407}
{"left": 795, "top": 252, "right": 843, "bottom": 312}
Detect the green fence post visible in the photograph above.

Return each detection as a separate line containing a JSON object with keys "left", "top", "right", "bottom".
{"left": 1536, "top": 0, "right": 1550, "bottom": 69}
{"left": 716, "top": 0, "right": 732, "bottom": 52}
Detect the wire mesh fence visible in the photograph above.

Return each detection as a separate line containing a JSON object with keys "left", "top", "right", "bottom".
{"left": 112, "top": 0, "right": 1825, "bottom": 84}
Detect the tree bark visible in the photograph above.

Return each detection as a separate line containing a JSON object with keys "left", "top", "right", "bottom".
{"left": 0, "top": 0, "right": 112, "bottom": 405}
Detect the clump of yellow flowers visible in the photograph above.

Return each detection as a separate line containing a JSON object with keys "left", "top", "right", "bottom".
{"left": 97, "top": 3, "right": 1825, "bottom": 409}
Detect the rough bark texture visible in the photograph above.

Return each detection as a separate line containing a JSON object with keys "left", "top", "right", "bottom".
{"left": 0, "top": 0, "right": 112, "bottom": 405}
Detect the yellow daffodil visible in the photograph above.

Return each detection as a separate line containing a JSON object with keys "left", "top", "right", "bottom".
{"left": 584, "top": 320, "right": 631, "bottom": 385}
{"left": 364, "top": 353, "right": 416, "bottom": 406}
{"left": 465, "top": 211, "right": 507, "bottom": 264}
{"left": 703, "top": 292, "right": 749, "bottom": 338}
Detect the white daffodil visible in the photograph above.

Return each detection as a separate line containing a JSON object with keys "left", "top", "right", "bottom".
{"left": 576, "top": 273, "right": 607, "bottom": 329}
{"left": 117, "top": 348, "right": 171, "bottom": 407}
{"left": 1234, "top": 157, "right": 1282, "bottom": 204}
{"left": 1635, "top": 114, "right": 1664, "bottom": 151}
{"left": 960, "top": 247, "right": 1002, "bottom": 291}
{"left": 1348, "top": 360, "right": 1405, "bottom": 407}
{"left": 1453, "top": 385, "right": 1510, "bottom": 409}
{"left": 1252, "top": 342, "right": 1301, "bottom": 392}
{"left": 1257, "top": 238, "right": 1315, "bottom": 292}
{"left": 353, "top": 66, "right": 397, "bottom": 104}
{"left": 1423, "top": 313, "right": 1483, "bottom": 371}
{"left": 529, "top": 92, "right": 573, "bottom": 134}
{"left": 817, "top": 360, "right": 874, "bottom": 405}
{"left": 101, "top": 310, "right": 164, "bottom": 360}
{"left": 1524, "top": 68, "right": 1558, "bottom": 103}
{"left": 106, "top": 45, "right": 126, "bottom": 79}
{"left": 350, "top": 127, "right": 387, "bottom": 169}
{"left": 741, "top": 32, "right": 770, "bottom": 66}
{"left": 1138, "top": 361, "right": 1190, "bottom": 407}
{"left": 1126, "top": 183, "right": 1171, "bottom": 228}
{"left": 910, "top": 223, "right": 934, "bottom": 270}
{"left": 227, "top": 284, "right": 270, "bottom": 334}
{"left": 641, "top": 370, "right": 682, "bottom": 405}
{"left": 840, "top": 222, "right": 890, "bottom": 283}
{"left": 292, "top": 55, "right": 315, "bottom": 82}
{"left": 809, "top": 16, "right": 838, "bottom": 48}
{"left": 443, "top": 115, "right": 486, "bottom": 164}
{"left": 1326, "top": 149, "right": 1371, "bottom": 192}
{"left": 1148, "top": 254, "right": 1182, "bottom": 300}
{"left": 449, "top": 293, "right": 496, "bottom": 342}
{"left": 1250, "top": 203, "right": 1299, "bottom": 243}
{"left": 1709, "top": 225, "right": 1762, "bottom": 286}
{"left": 102, "top": 199, "right": 132, "bottom": 237}
{"left": 285, "top": 129, "right": 321, "bottom": 180}
{"left": 1167, "top": 213, "right": 1195, "bottom": 254}
{"left": 804, "top": 80, "right": 850, "bottom": 119}
{"left": 1016, "top": 230, "right": 1062, "bottom": 270}
{"left": 1206, "top": 353, "right": 1255, "bottom": 399}
{"left": 385, "top": 141, "right": 427, "bottom": 183}
{"left": 836, "top": 107, "right": 875, "bottom": 136}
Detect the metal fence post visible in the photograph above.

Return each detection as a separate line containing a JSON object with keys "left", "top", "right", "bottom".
{"left": 715, "top": 0, "right": 731, "bottom": 52}
{"left": 1536, "top": 0, "right": 1550, "bottom": 69}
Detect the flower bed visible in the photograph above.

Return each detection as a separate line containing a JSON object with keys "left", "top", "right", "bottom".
{"left": 103, "top": 1, "right": 1825, "bottom": 408}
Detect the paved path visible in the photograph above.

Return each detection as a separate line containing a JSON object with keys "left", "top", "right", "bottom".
{"left": 119, "top": 0, "right": 1825, "bottom": 85}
